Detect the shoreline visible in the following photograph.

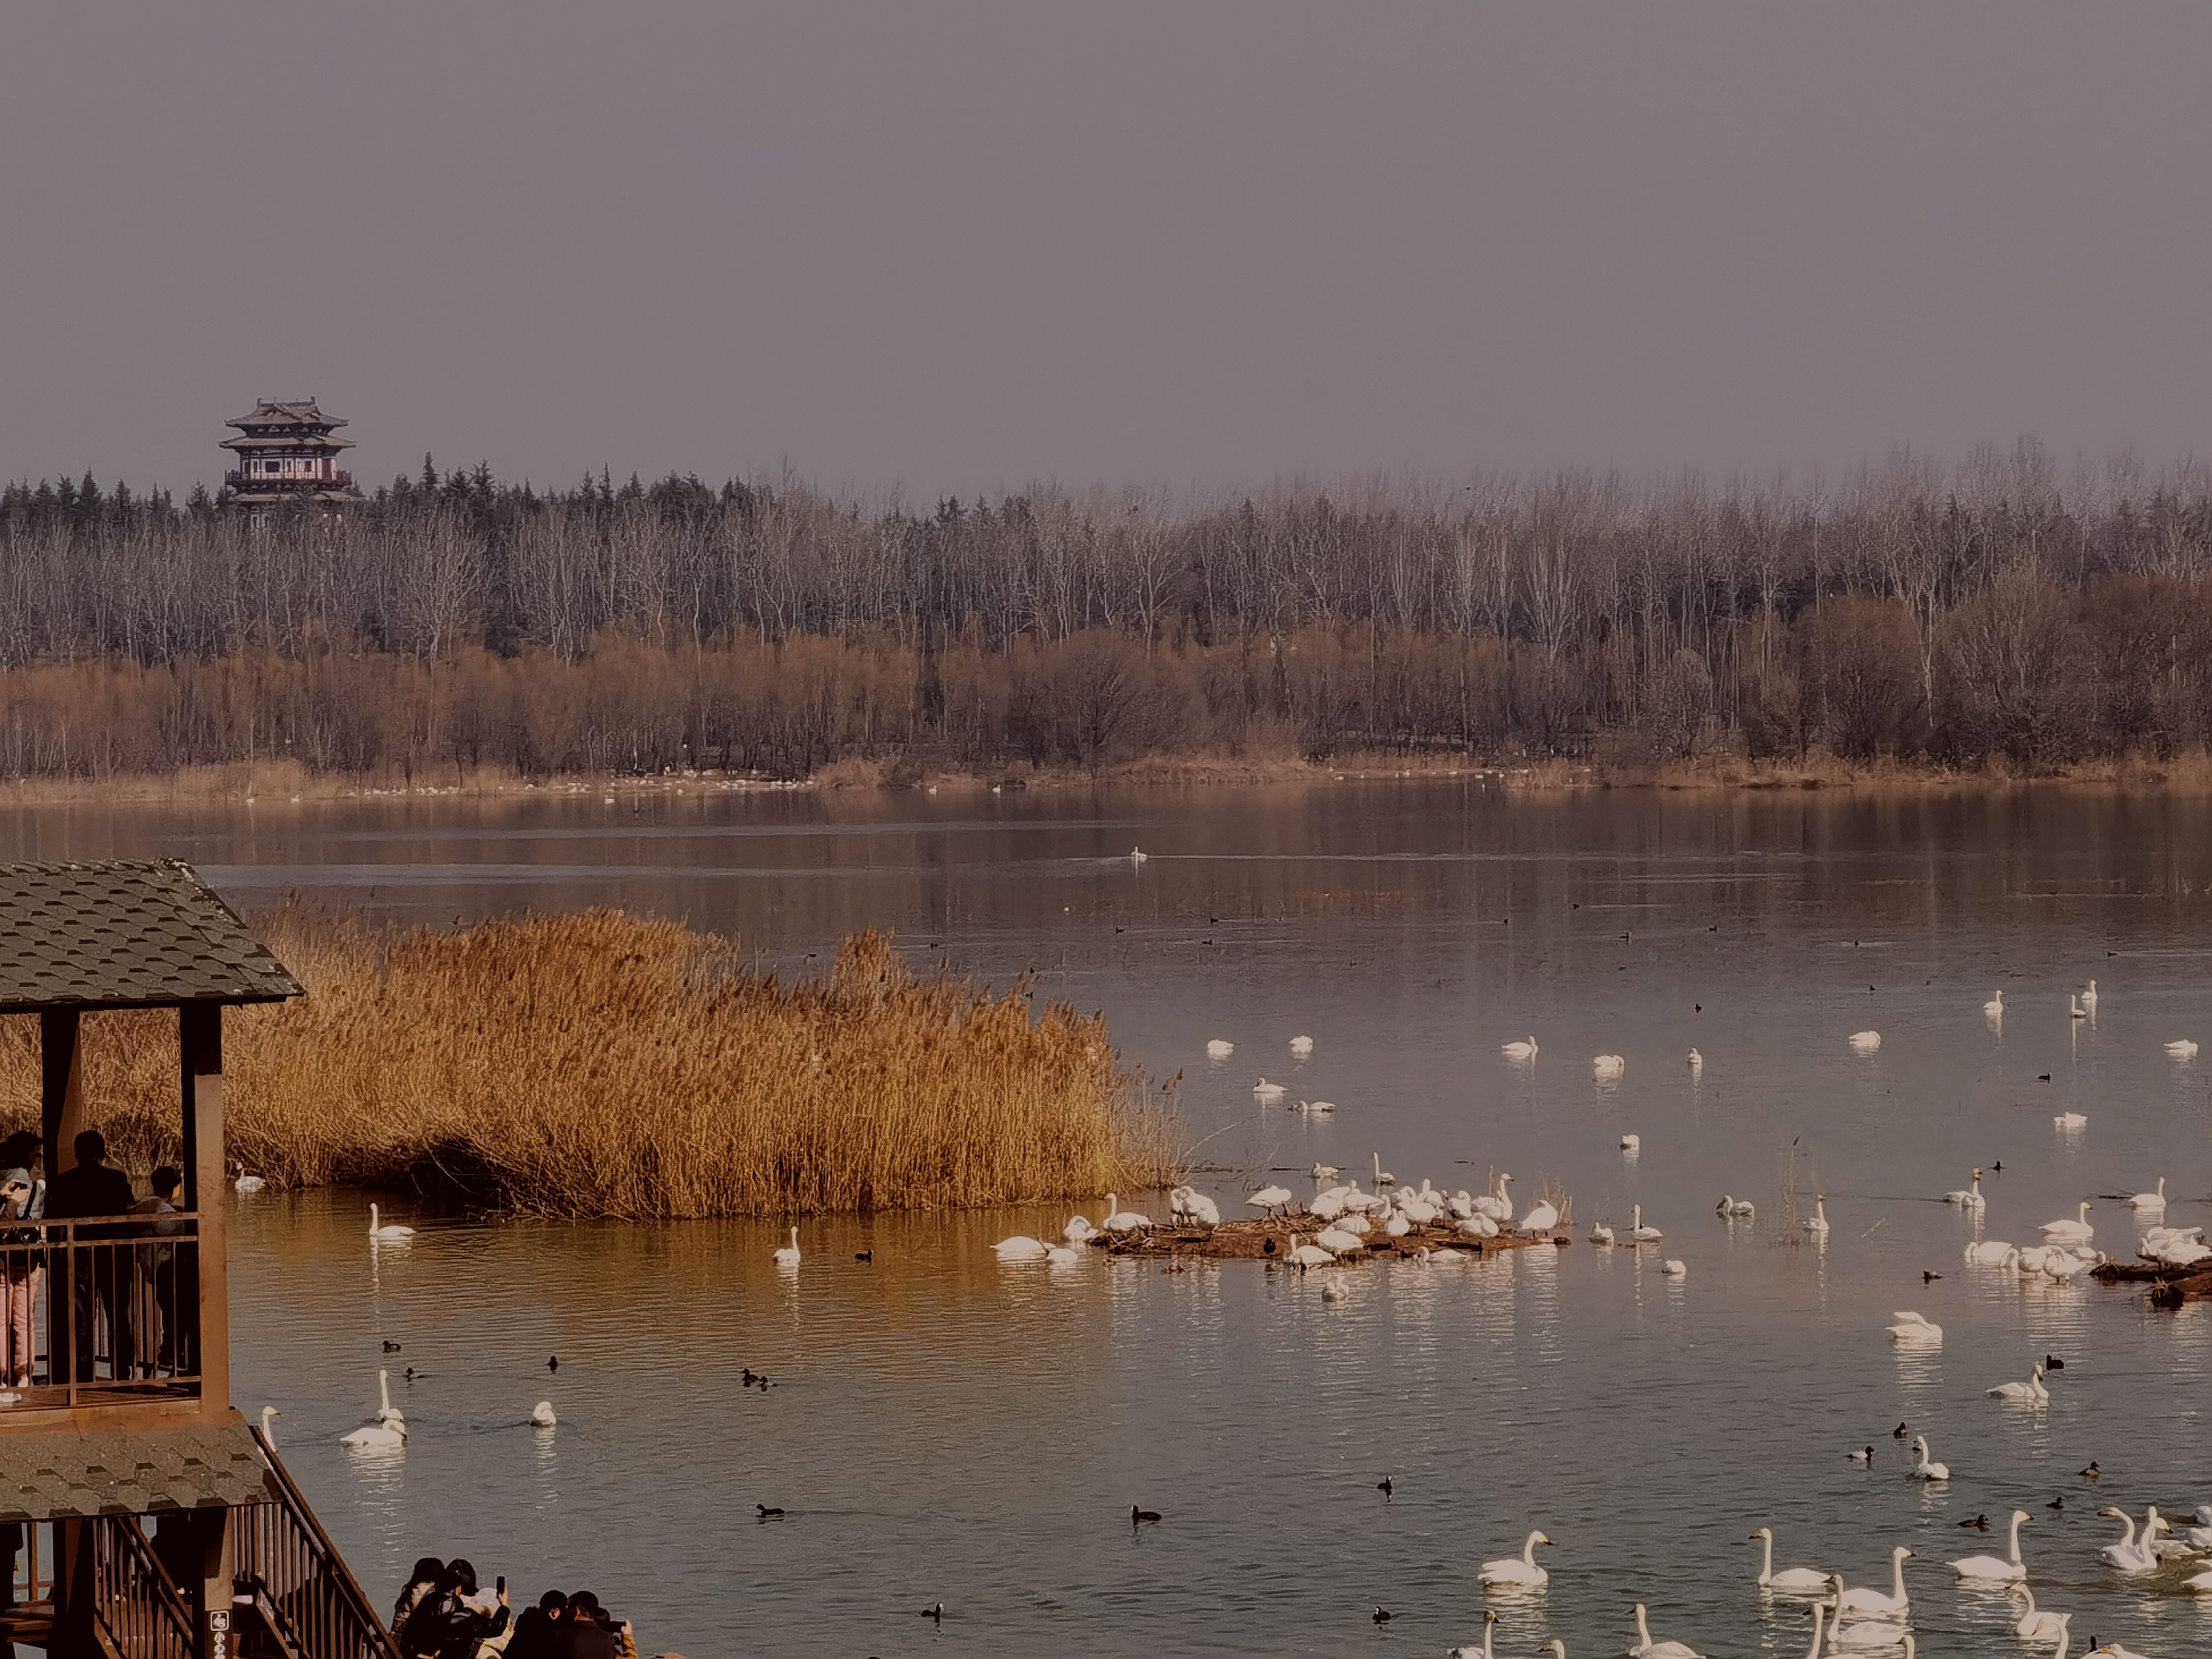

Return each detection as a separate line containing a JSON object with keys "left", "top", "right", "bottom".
{"left": 4, "top": 749, "right": 2212, "bottom": 808}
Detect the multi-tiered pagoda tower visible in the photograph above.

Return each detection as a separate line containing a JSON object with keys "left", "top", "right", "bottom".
{"left": 218, "top": 397, "right": 366, "bottom": 509}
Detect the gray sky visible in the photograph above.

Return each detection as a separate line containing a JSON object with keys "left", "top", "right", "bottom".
{"left": 5, "top": 3, "right": 2209, "bottom": 498}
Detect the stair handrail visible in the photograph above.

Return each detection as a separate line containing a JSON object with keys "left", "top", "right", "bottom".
{"left": 239, "top": 1424, "right": 404, "bottom": 1659}
{"left": 89, "top": 1513, "right": 196, "bottom": 1659}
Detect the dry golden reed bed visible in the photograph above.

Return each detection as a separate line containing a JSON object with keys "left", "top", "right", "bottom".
{"left": 0, "top": 910, "right": 1175, "bottom": 1221}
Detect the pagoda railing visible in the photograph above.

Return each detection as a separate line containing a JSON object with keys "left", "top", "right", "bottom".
{"left": 222, "top": 470, "right": 354, "bottom": 491}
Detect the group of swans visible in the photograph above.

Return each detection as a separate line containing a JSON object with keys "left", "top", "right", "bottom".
{"left": 1587, "top": 1202, "right": 1664, "bottom": 1247}
{"left": 1205, "top": 1034, "right": 1316, "bottom": 1059}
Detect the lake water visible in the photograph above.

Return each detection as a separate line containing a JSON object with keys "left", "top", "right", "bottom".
{"left": 15, "top": 782, "right": 2212, "bottom": 1657}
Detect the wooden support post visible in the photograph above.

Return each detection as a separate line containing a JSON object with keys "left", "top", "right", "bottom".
{"left": 181, "top": 1004, "right": 229, "bottom": 1421}
{"left": 39, "top": 1010, "right": 82, "bottom": 1178}
{"left": 191, "top": 1507, "right": 235, "bottom": 1659}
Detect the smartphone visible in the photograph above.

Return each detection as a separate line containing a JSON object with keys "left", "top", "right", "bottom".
{"left": 495, "top": 1577, "right": 505, "bottom": 1596}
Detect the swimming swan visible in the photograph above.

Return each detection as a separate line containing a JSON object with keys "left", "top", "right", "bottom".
{"left": 1951, "top": 1509, "right": 2032, "bottom": 1579}
{"left": 1205, "top": 1038, "right": 1234, "bottom": 1058}
{"left": 1477, "top": 1530, "right": 1550, "bottom": 1587}
{"left": 2129, "top": 1176, "right": 2167, "bottom": 1211}
{"left": 1886, "top": 1311, "right": 1942, "bottom": 1344}
{"left": 531, "top": 1400, "right": 557, "bottom": 1427}
{"left": 1593, "top": 1054, "right": 1625, "bottom": 1079}
{"left": 1589, "top": 1219, "right": 1615, "bottom": 1245}
{"left": 1445, "top": 1609, "right": 1498, "bottom": 1659}
{"left": 1627, "top": 1603, "right": 1701, "bottom": 1659}
{"left": 1943, "top": 1170, "right": 1986, "bottom": 1209}
{"left": 1501, "top": 1037, "right": 1538, "bottom": 1061}
{"left": 1849, "top": 1030, "right": 1882, "bottom": 1053}
{"left": 2008, "top": 1586, "right": 2066, "bottom": 1640}
{"left": 1629, "top": 1205, "right": 1663, "bottom": 1243}
{"left": 1909, "top": 1435, "right": 1949, "bottom": 1480}
{"left": 992, "top": 1235, "right": 1049, "bottom": 1259}
{"left": 1717, "top": 1195, "right": 1755, "bottom": 1219}
{"left": 258, "top": 1404, "right": 281, "bottom": 1449}
{"left": 2081, "top": 979, "right": 2098, "bottom": 1013}
{"left": 1963, "top": 1239, "right": 2019, "bottom": 1267}
{"left": 2166, "top": 1040, "right": 2199, "bottom": 1060}
{"left": 1289, "top": 1034, "right": 1314, "bottom": 1055}
{"left": 1751, "top": 1527, "right": 1831, "bottom": 1594}
{"left": 367, "top": 1204, "right": 414, "bottom": 1241}
{"left": 2040, "top": 1202, "right": 2094, "bottom": 1243}
{"left": 2053, "top": 1111, "right": 2090, "bottom": 1129}
{"left": 339, "top": 1372, "right": 407, "bottom": 1449}
{"left": 2097, "top": 1506, "right": 2167, "bottom": 1573}
{"left": 1834, "top": 1546, "right": 1913, "bottom": 1615}
{"left": 1252, "top": 1079, "right": 1288, "bottom": 1102}
{"left": 1988, "top": 1364, "right": 2048, "bottom": 1403}
{"left": 1984, "top": 990, "right": 2005, "bottom": 1019}
{"left": 1102, "top": 1194, "right": 1153, "bottom": 1231}
{"left": 1804, "top": 1196, "right": 1831, "bottom": 1237}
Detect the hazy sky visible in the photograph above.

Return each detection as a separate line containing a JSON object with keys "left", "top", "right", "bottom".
{"left": 5, "top": 4, "right": 2209, "bottom": 498}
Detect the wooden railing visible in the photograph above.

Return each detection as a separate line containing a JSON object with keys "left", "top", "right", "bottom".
{"left": 89, "top": 1517, "right": 197, "bottom": 1659}
{"left": 234, "top": 1423, "right": 404, "bottom": 1659}
{"left": 2, "top": 1212, "right": 201, "bottom": 1409}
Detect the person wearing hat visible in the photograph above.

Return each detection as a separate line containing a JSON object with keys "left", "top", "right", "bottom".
{"left": 0, "top": 1154, "right": 42, "bottom": 1393}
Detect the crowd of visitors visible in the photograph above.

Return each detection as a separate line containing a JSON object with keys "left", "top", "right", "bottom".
{"left": 0, "top": 1129, "right": 200, "bottom": 1395}
{"left": 393, "top": 1557, "right": 639, "bottom": 1659}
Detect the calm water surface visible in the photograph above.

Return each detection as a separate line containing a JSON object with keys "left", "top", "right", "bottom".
{"left": 16, "top": 784, "right": 2212, "bottom": 1657}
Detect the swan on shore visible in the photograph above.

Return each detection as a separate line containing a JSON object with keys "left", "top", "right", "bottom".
{"left": 1989, "top": 1363, "right": 2048, "bottom": 1402}
{"left": 774, "top": 1226, "right": 802, "bottom": 1266}
{"left": 1751, "top": 1529, "right": 1830, "bottom": 1593}
{"left": 1245, "top": 1185, "right": 1293, "bottom": 1216}
{"left": 1627, "top": 1603, "right": 1702, "bottom": 1659}
{"left": 1285, "top": 1233, "right": 1335, "bottom": 1267}
{"left": 1477, "top": 1530, "right": 1550, "bottom": 1587}
{"left": 1102, "top": 1193, "right": 1152, "bottom": 1231}
{"left": 1205, "top": 1038, "right": 1233, "bottom": 1058}
{"left": 1168, "top": 1185, "right": 1221, "bottom": 1225}
{"left": 367, "top": 1203, "right": 414, "bottom": 1241}
{"left": 1951, "top": 1509, "right": 2032, "bottom": 1580}
{"left": 1520, "top": 1199, "right": 1560, "bottom": 1235}
{"left": 1909, "top": 1435, "right": 1950, "bottom": 1480}
{"left": 2130, "top": 1176, "right": 2167, "bottom": 1212}
{"left": 1473, "top": 1173, "right": 1514, "bottom": 1220}
{"left": 1849, "top": 1030, "right": 1882, "bottom": 1053}
{"left": 1943, "top": 1169, "right": 1986, "bottom": 1209}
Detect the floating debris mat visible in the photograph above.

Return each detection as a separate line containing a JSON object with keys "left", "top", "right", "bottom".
{"left": 2090, "top": 1259, "right": 2212, "bottom": 1306}
{"left": 1088, "top": 1216, "right": 1567, "bottom": 1262}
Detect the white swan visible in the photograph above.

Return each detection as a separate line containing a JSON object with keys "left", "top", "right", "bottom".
{"left": 1043, "top": 1241, "right": 1085, "bottom": 1264}
{"left": 1285, "top": 1233, "right": 1335, "bottom": 1267}
{"left": 1476, "top": 1529, "right": 1550, "bottom": 1587}
{"left": 1620, "top": 1133, "right": 1641, "bottom": 1153}
{"left": 1963, "top": 1239, "right": 2019, "bottom": 1267}
{"left": 1168, "top": 1185, "right": 1221, "bottom": 1225}
{"left": 1246, "top": 1185, "right": 1293, "bottom": 1215}
{"left": 531, "top": 1400, "right": 557, "bottom": 1427}
{"left": 1686, "top": 1048, "right": 1703, "bottom": 1076}
{"left": 2040, "top": 1202, "right": 2094, "bottom": 1243}
{"left": 1797, "top": 1605, "right": 1828, "bottom": 1659}
{"left": 1372, "top": 1152, "right": 1394, "bottom": 1187}
{"left": 259, "top": 1404, "right": 281, "bottom": 1449}
{"left": 2070, "top": 994, "right": 2087, "bottom": 1021}
{"left": 370, "top": 1367, "right": 403, "bottom": 1426}
{"left": 1128, "top": 846, "right": 1148, "bottom": 863}
{"left": 1289, "top": 1034, "right": 1314, "bottom": 1055}
{"left": 339, "top": 1371, "right": 407, "bottom": 1449}
{"left": 1501, "top": 1036, "right": 1538, "bottom": 1061}
{"left": 1445, "top": 1610, "right": 1498, "bottom": 1659}
{"left": 1062, "top": 1214, "right": 1097, "bottom": 1244}
{"left": 1519, "top": 1199, "right": 1560, "bottom": 1235}
{"left": 1850, "top": 1030, "right": 1882, "bottom": 1053}
{"left": 1252, "top": 1078, "right": 1287, "bottom": 1102}
{"left": 235, "top": 1171, "right": 266, "bottom": 1192}
{"left": 1716, "top": 1195, "right": 1755, "bottom": 1219}
{"left": 1888, "top": 1311, "right": 1943, "bottom": 1345}
{"left": 1803, "top": 1195, "right": 1831, "bottom": 1236}
{"left": 1984, "top": 990, "right": 2005, "bottom": 1019}
{"left": 1593, "top": 1054, "right": 1625, "bottom": 1079}
{"left": 367, "top": 1203, "right": 414, "bottom": 1241}
{"left": 2008, "top": 1587, "right": 2066, "bottom": 1640}
{"left": 1473, "top": 1173, "right": 1515, "bottom": 1221}
{"left": 1627, "top": 1603, "right": 1701, "bottom": 1659}
{"left": 1589, "top": 1220, "right": 1615, "bottom": 1245}
{"left": 774, "top": 1226, "right": 802, "bottom": 1266}
{"left": 1951, "top": 1509, "right": 2032, "bottom": 1580}
{"left": 1102, "top": 1194, "right": 1153, "bottom": 1231}
{"left": 2097, "top": 1506, "right": 2167, "bottom": 1574}
{"left": 1943, "top": 1169, "right": 1986, "bottom": 1210}
{"left": 1752, "top": 1526, "right": 1833, "bottom": 1594}
{"left": 1313, "top": 1226, "right": 1364, "bottom": 1253}
{"left": 992, "top": 1235, "right": 1049, "bottom": 1259}
{"left": 2081, "top": 979, "right": 2098, "bottom": 1013}
{"left": 2166, "top": 1039, "right": 2198, "bottom": 1060}
{"left": 1629, "top": 1204, "right": 1663, "bottom": 1242}
{"left": 1827, "top": 1619, "right": 1908, "bottom": 1652}
{"left": 1205, "top": 1038, "right": 1234, "bottom": 1058}
{"left": 1834, "top": 1546, "right": 1913, "bottom": 1615}
{"left": 1989, "top": 1363, "right": 2048, "bottom": 1402}
{"left": 2053, "top": 1111, "right": 2090, "bottom": 1128}
{"left": 2129, "top": 1176, "right": 2167, "bottom": 1212}
{"left": 1659, "top": 1258, "right": 1687, "bottom": 1276}
{"left": 1909, "top": 1435, "right": 1949, "bottom": 1480}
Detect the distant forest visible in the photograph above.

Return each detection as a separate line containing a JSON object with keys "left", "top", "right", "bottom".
{"left": 2, "top": 446, "right": 2211, "bottom": 780}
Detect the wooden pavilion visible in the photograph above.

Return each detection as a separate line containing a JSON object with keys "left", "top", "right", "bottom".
{"left": 0, "top": 861, "right": 397, "bottom": 1659}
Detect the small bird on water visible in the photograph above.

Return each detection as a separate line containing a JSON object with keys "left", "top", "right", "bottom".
{"left": 381, "top": 1340, "right": 401, "bottom": 1352}
{"left": 1894, "top": 1422, "right": 1910, "bottom": 1438}
{"left": 548, "top": 1356, "right": 558, "bottom": 1373}
{"left": 757, "top": 1504, "right": 784, "bottom": 1520}
{"left": 1923, "top": 1270, "right": 1943, "bottom": 1282}
{"left": 2080, "top": 1461, "right": 2101, "bottom": 1479}
{"left": 1960, "top": 1513, "right": 1989, "bottom": 1529}
{"left": 1131, "top": 1506, "right": 1161, "bottom": 1526}
{"left": 1849, "top": 1446, "right": 1873, "bottom": 1464}
{"left": 1378, "top": 1476, "right": 1393, "bottom": 1498}
{"left": 1372, "top": 1607, "right": 1393, "bottom": 1624}
{"left": 919, "top": 1603, "right": 942, "bottom": 1621}
{"left": 2045, "top": 1353, "right": 2065, "bottom": 1370}
{"left": 854, "top": 1250, "right": 873, "bottom": 1262}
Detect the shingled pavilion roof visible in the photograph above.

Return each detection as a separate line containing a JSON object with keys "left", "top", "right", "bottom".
{"left": 0, "top": 860, "right": 303, "bottom": 1013}
{"left": 224, "top": 398, "right": 349, "bottom": 432}
{"left": 0, "top": 1421, "right": 283, "bottom": 1521}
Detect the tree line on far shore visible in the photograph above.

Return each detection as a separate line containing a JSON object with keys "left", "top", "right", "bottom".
{"left": 2, "top": 445, "right": 2211, "bottom": 780}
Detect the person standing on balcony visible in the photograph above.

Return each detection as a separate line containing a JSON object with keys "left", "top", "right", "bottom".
{"left": 1, "top": 1153, "right": 44, "bottom": 1393}
{"left": 42, "top": 1130, "right": 137, "bottom": 1382}
{"left": 132, "top": 1165, "right": 193, "bottom": 1376}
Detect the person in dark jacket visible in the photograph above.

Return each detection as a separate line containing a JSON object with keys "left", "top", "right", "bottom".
{"left": 393, "top": 1557, "right": 445, "bottom": 1637}
{"left": 43, "top": 1131, "right": 138, "bottom": 1381}
{"left": 552, "top": 1590, "right": 619, "bottom": 1659}
{"left": 503, "top": 1590, "right": 568, "bottom": 1659}
{"left": 398, "top": 1565, "right": 508, "bottom": 1659}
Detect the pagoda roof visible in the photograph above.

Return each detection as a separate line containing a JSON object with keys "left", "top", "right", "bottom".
{"left": 225, "top": 398, "right": 349, "bottom": 432}
{"left": 220, "top": 432, "right": 355, "bottom": 452}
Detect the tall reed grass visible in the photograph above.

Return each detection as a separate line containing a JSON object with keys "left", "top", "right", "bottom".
{"left": 0, "top": 910, "right": 1175, "bottom": 1219}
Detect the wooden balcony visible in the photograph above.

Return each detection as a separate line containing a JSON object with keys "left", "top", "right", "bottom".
{"left": 3, "top": 1213, "right": 203, "bottom": 1421}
